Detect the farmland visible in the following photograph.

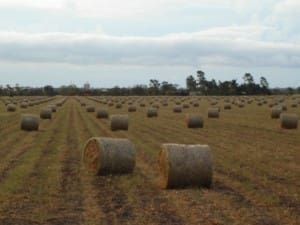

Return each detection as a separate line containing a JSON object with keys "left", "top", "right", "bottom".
{"left": 0, "top": 95, "right": 299, "bottom": 225}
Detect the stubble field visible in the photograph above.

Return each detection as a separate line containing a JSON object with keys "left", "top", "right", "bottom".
{"left": 0, "top": 95, "right": 299, "bottom": 225}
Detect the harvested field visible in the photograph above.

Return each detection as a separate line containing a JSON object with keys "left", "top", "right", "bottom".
{"left": 0, "top": 95, "right": 299, "bottom": 225}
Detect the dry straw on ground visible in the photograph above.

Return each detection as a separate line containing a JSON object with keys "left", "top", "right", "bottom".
{"left": 83, "top": 137, "right": 136, "bottom": 175}
{"left": 186, "top": 114, "right": 204, "bottom": 128}
{"left": 280, "top": 113, "right": 298, "bottom": 129}
{"left": 21, "top": 114, "right": 39, "bottom": 131}
{"left": 159, "top": 144, "right": 212, "bottom": 189}
{"left": 110, "top": 114, "right": 129, "bottom": 131}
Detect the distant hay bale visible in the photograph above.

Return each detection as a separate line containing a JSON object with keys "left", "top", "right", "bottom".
{"left": 173, "top": 106, "right": 182, "bottom": 113}
{"left": 238, "top": 102, "right": 244, "bottom": 108}
{"left": 208, "top": 108, "right": 219, "bottom": 118}
{"left": 280, "top": 114, "right": 298, "bottom": 129}
{"left": 86, "top": 105, "right": 95, "bottom": 112}
{"left": 40, "top": 108, "right": 52, "bottom": 119}
{"left": 147, "top": 108, "right": 158, "bottom": 117}
{"left": 48, "top": 104, "right": 57, "bottom": 112}
{"left": 96, "top": 109, "right": 109, "bottom": 119}
{"left": 159, "top": 144, "right": 212, "bottom": 189}
{"left": 271, "top": 107, "right": 282, "bottom": 119}
{"left": 7, "top": 104, "right": 16, "bottom": 112}
{"left": 183, "top": 103, "right": 189, "bottom": 109}
{"left": 81, "top": 102, "right": 86, "bottom": 107}
{"left": 83, "top": 137, "right": 136, "bottom": 175}
{"left": 280, "top": 104, "right": 287, "bottom": 111}
{"left": 193, "top": 102, "right": 199, "bottom": 107}
{"left": 21, "top": 114, "right": 39, "bottom": 131}
{"left": 152, "top": 103, "right": 160, "bottom": 109}
{"left": 128, "top": 105, "right": 137, "bottom": 112}
{"left": 224, "top": 103, "right": 231, "bottom": 110}
{"left": 110, "top": 114, "right": 129, "bottom": 131}
{"left": 20, "top": 102, "right": 28, "bottom": 108}
{"left": 115, "top": 103, "right": 122, "bottom": 109}
{"left": 291, "top": 102, "right": 297, "bottom": 108}
{"left": 140, "top": 102, "right": 146, "bottom": 107}
{"left": 186, "top": 114, "right": 204, "bottom": 128}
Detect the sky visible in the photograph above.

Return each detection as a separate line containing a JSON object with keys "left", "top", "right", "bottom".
{"left": 0, "top": 0, "right": 299, "bottom": 88}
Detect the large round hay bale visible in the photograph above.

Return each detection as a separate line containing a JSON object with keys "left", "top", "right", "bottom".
{"left": 147, "top": 108, "right": 158, "bottom": 117}
{"left": 159, "top": 144, "right": 212, "bottom": 189}
{"left": 83, "top": 137, "right": 136, "bottom": 175}
{"left": 86, "top": 105, "right": 95, "bottom": 112}
{"left": 96, "top": 109, "right": 109, "bottom": 119}
{"left": 40, "top": 108, "right": 52, "bottom": 119}
{"left": 186, "top": 114, "right": 204, "bottom": 128}
{"left": 271, "top": 107, "right": 282, "bottom": 119}
{"left": 280, "top": 114, "right": 298, "bottom": 129}
{"left": 128, "top": 105, "right": 137, "bottom": 112}
{"left": 224, "top": 103, "right": 231, "bottom": 110}
{"left": 110, "top": 114, "right": 129, "bottom": 131}
{"left": 7, "top": 104, "right": 16, "bottom": 112}
{"left": 208, "top": 108, "right": 219, "bottom": 118}
{"left": 21, "top": 114, "right": 39, "bottom": 131}
{"left": 173, "top": 106, "right": 182, "bottom": 113}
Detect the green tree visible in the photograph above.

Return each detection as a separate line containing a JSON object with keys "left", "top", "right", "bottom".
{"left": 44, "top": 85, "right": 55, "bottom": 96}
{"left": 149, "top": 79, "right": 160, "bottom": 95}
{"left": 186, "top": 75, "right": 197, "bottom": 91}
{"left": 196, "top": 70, "right": 207, "bottom": 95}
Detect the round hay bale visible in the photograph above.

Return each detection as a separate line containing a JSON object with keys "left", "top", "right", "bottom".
{"left": 224, "top": 104, "right": 231, "bottom": 110}
{"left": 173, "top": 106, "right": 182, "bottom": 113}
{"left": 159, "top": 144, "right": 212, "bottom": 189}
{"left": 21, "top": 114, "right": 39, "bottom": 131}
{"left": 7, "top": 104, "right": 16, "bottom": 112}
{"left": 20, "top": 102, "right": 28, "bottom": 108}
{"left": 110, "top": 114, "right": 129, "bottom": 131}
{"left": 183, "top": 103, "right": 189, "bottom": 109}
{"left": 271, "top": 107, "right": 282, "bottom": 119}
{"left": 96, "top": 109, "right": 109, "bottom": 119}
{"left": 291, "top": 102, "right": 297, "bottom": 108}
{"left": 193, "top": 102, "right": 199, "bottom": 107}
{"left": 140, "top": 102, "right": 146, "bottom": 107}
{"left": 152, "top": 103, "right": 160, "bottom": 109}
{"left": 115, "top": 103, "right": 122, "bottom": 109}
{"left": 48, "top": 104, "right": 57, "bottom": 112}
{"left": 40, "top": 108, "right": 52, "bottom": 119}
{"left": 186, "top": 114, "right": 204, "bottom": 128}
{"left": 128, "top": 105, "right": 137, "bottom": 112}
{"left": 280, "top": 104, "right": 287, "bottom": 111}
{"left": 83, "top": 137, "right": 136, "bottom": 175}
{"left": 208, "top": 108, "right": 219, "bottom": 118}
{"left": 280, "top": 114, "right": 298, "bottom": 129}
{"left": 81, "top": 102, "right": 86, "bottom": 107}
{"left": 86, "top": 105, "right": 95, "bottom": 112}
{"left": 147, "top": 108, "right": 158, "bottom": 117}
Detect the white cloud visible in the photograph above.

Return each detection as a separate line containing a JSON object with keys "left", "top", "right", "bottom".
{"left": 0, "top": 26, "right": 299, "bottom": 68}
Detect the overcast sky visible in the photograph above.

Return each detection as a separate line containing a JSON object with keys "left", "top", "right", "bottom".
{"left": 0, "top": 0, "right": 299, "bottom": 88}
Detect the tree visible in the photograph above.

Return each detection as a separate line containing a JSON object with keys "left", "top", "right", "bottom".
{"left": 243, "top": 73, "right": 254, "bottom": 84}
{"left": 186, "top": 75, "right": 197, "bottom": 91}
{"left": 196, "top": 70, "right": 207, "bottom": 95}
{"left": 161, "top": 81, "right": 178, "bottom": 95}
{"left": 149, "top": 79, "right": 160, "bottom": 95}
{"left": 44, "top": 85, "right": 55, "bottom": 96}
{"left": 260, "top": 76, "right": 269, "bottom": 89}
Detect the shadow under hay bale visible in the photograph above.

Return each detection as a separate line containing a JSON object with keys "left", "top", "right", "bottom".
{"left": 159, "top": 144, "right": 212, "bottom": 189}
{"left": 83, "top": 137, "right": 136, "bottom": 175}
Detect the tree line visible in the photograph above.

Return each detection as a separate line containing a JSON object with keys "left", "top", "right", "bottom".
{"left": 0, "top": 71, "right": 299, "bottom": 96}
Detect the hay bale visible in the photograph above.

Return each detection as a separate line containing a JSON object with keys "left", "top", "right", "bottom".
{"left": 173, "top": 106, "right": 182, "bottom": 113}
{"left": 83, "top": 137, "right": 136, "bottom": 175}
{"left": 193, "top": 102, "right": 199, "bottom": 107}
{"left": 96, "top": 109, "right": 109, "bottom": 119}
{"left": 40, "top": 108, "right": 52, "bottom": 119}
{"left": 280, "top": 114, "right": 298, "bottom": 129}
{"left": 291, "top": 102, "right": 297, "bottom": 108}
{"left": 81, "top": 102, "right": 86, "bottom": 107}
{"left": 140, "top": 102, "right": 146, "bottom": 107}
{"left": 224, "top": 104, "right": 231, "bottom": 110}
{"left": 20, "top": 102, "right": 28, "bottom": 108}
{"left": 115, "top": 103, "right": 122, "bottom": 109}
{"left": 183, "top": 103, "right": 189, "bottom": 109}
{"left": 86, "top": 105, "right": 95, "bottom": 112}
{"left": 128, "top": 105, "right": 137, "bottom": 112}
{"left": 280, "top": 104, "right": 287, "bottom": 111}
{"left": 159, "top": 144, "right": 212, "bottom": 189}
{"left": 271, "top": 107, "right": 282, "bottom": 119}
{"left": 208, "top": 108, "right": 219, "bottom": 118}
{"left": 110, "top": 114, "right": 129, "bottom": 131}
{"left": 147, "top": 108, "right": 158, "bottom": 117}
{"left": 186, "top": 114, "right": 204, "bottom": 128}
{"left": 21, "top": 114, "right": 39, "bottom": 131}
{"left": 48, "top": 104, "right": 57, "bottom": 112}
{"left": 7, "top": 104, "right": 16, "bottom": 112}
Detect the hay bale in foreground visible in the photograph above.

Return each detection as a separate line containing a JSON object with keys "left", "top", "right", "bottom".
{"left": 7, "top": 104, "right": 16, "bottom": 112}
{"left": 21, "top": 114, "right": 39, "bottom": 131}
{"left": 83, "top": 137, "right": 136, "bottom": 175}
{"left": 40, "top": 108, "right": 52, "bottom": 119}
{"left": 186, "top": 114, "right": 204, "bottom": 128}
{"left": 110, "top": 114, "right": 129, "bottom": 131}
{"left": 208, "top": 108, "right": 219, "bottom": 118}
{"left": 271, "top": 107, "right": 282, "bottom": 119}
{"left": 159, "top": 144, "right": 212, "bottom": 189}
{"left": 280, "top": 114, "right": 298, "bottom": 129}
{"left": 96, "top": 109, "right": 109, "bottom": 119}
{"left": 147, "top": 108, "right": 158, "bottom": 117}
